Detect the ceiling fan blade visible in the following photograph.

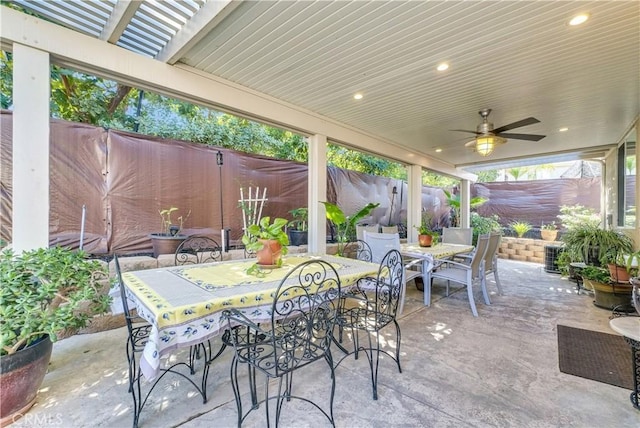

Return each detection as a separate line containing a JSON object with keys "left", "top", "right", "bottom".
{"left": 498, "top": 133, "right": 546, "bottom": 142}
{"left": 493, "top": 117, "right": 540, "bottom": 133}
{"left": 450, "top": 129, "right": 481, "bottom": 135}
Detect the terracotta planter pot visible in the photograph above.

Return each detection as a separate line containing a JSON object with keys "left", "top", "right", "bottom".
{"left": 1, "top": 335, "right": 53, "bottom": 427}
{"left": 149, "top": 233, "right": 186, "bottom": 258}
{"left": 418, "top": 234, "right": 433, "bottom": 247}
{"left": 607, "top": 263, "right": 631, "bottom": 283}
{"left": 255, "top": 239, "right": 283, "bottom": 267}
{"left": 540, "top": 230, "right": 558, "bottom": 241}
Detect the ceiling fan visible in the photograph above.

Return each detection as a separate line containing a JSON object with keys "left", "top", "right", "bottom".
{"left": 453, "top": 109, "right": 546, "bottom": 156}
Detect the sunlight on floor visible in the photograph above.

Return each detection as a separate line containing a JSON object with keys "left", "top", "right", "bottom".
{"left": 428, "top": 322, "right": 452, "bottom": 341}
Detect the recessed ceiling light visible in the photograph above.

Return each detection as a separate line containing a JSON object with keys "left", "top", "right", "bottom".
{"left": 559, "top": 127, "right": 569, "bottom": 132}
{"left": 436, "top": 63, "right": 449, "bottom": 72}
{"left": 435, "top": 148, "right": 443, "bottom": 153}
{"left": 569, "top": 13, "right": 589, "bottom": 26}
{"left": 353, "top": 93, "right": 363, "bottom": 100}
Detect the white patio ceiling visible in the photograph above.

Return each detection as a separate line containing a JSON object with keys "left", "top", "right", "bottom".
{"left": 5, "top": 0, "right": 640, "bottom": 172}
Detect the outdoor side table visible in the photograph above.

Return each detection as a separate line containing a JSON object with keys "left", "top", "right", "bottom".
{"left": 609, "top": 317, "right": 640, "bottom": 411}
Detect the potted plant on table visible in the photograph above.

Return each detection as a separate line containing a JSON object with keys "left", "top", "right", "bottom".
{"left": 242, "top": 216, "right": 289, "bottom": 267}
{"left": 414, "top": 213, "right": 439, "bottom": 247}
{"left": 149, "top": 207, "right": 191, "bottom": 258}
{"left": 0, "top": 247, "right": 111, "bottom": 424}
{"left": 287, "top": 207, "right": 308, "bottom": 247}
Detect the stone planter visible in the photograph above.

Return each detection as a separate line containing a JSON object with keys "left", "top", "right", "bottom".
{"left": 149, "top": 233, "right": 186, "bottom": 258}
{"left": 584, "top": 278, "right": 634, "bottom": 310}
{"left": 0, "top": 335, "right": 53, "bottom": 426}
{"left": 540, "top": 229, "right": 558, "bottom": 241}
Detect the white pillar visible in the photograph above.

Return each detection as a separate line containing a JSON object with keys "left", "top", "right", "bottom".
{"left": 12, "top": 44, "right": 50, "bottom": 252}
{"left": 460, "top": 179, "right": 471, "bottom": 228}
{"left": 407, "top": 165, "right": 422, "bottom": 242}
{"left": 307, "top": 134, "right": 327, "bottom": 254}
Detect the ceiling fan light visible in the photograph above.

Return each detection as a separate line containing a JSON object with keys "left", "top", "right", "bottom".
{"left": 475, "top": 135, "right": 506, "bottom": 156}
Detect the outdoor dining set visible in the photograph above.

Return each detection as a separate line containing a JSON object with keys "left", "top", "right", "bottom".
{"left": 115, "top": 228, "right": 502, "bottom": 427}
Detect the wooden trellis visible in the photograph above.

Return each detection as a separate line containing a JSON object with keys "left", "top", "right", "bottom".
{"left": 239, "top": 187, "right": 268, "bottom": 234}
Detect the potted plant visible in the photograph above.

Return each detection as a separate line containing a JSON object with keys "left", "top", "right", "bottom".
{"left": 287, "top": 207, "right": 308, "bottom": 247}
{"left": 320, "top": 201, "right": 380, "bottom": 256}
{"left": 562, "top": 225, "right": 633, "bottom": 268}
{"left": 242, "top": 216, "right": 289, "bottom": 267}
{"left": 149, "top": 207, "right": 191, "bottom": 257}
{"left": 540, "top": 222, "right": 558, "bottom": 241}
{"left": 578, "top": 265, "right": 633, "bottom": 310}
{"left": 510, "top": 221, "right": 532, "bottom": 238}
{"left": 414, "top": 214, "right": 439, "bottom": 247}
{"left": 0, "top": 247, "right": 111, "bottom": 424}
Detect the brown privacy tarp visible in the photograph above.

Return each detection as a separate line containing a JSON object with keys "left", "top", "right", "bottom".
{"left": 1, "top": 111, "right": 607, "bottom": 253}
{"left": 473, "top": 178, "right": 601, "bottom": 227}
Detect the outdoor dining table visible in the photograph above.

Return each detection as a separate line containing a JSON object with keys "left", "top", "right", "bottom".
{"left": 400, "top": 242, "right": 475, "bottom": 306}
{"left": 121, "top": 254, "right": 380, "bottom": 380}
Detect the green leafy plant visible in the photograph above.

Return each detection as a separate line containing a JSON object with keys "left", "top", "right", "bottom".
{"left": 561, "top": 225, "right": 633, "bottom": 267}
{"left": 0, "top": 247, "right": 111, "bottom": 356}
{"left": 321, "top": 201, "right": 380, "bottom": 256}
{"left": 443, "top": 189, "right": 488, "bottom": 227}
{"left": 511, "top": 221, "right": 532, "bottom": 238}
{"left": 414, "top": 212, "right": 439, "bottom": 243}
{"left": 557, "top": 204, "right": 601, "bottom": 230}
{"left": 579, "top": 265, "right": 612, "bottom": 284}
{"left": 242, "top": 216, "right": 290, "bottom": 256}
{"left": 288, "top": 207, "right": 308, "bottom": 232}
{"left": 158, "top": 206, "right": 191, "bottom": 236}
{"left": 470, "top": 213, "right": 502, "bottom": 245}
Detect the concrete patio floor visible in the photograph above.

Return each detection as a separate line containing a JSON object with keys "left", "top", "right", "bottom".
{"left": 10, "top": 259, "right": 640, "bottom": 428}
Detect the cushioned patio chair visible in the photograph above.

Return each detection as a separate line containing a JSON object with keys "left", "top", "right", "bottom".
{"left": 429, "top": 234, "right": 491, "bottom": 317}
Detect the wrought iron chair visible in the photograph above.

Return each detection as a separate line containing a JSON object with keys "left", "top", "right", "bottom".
{"left": 429, "top": 234, "right": 491, "bottom": 317}
{"left": 342, "top": 239, "right": 373, "bottom": 262}
{"left": 174, "top": 235, "right": 222, "bottom": 265}
{"left": 222, "top": 260, "right": 342, "bottom": 427}
{"left": 362, "top": 231, "right": 422, "bottom": 315}
{"left": 174, "top": 235, "right": 226, "bottom": 361}
{"left": 114, "top": 255, "right": 210, "bottom": 428}
{"left": 335, "top": 249, "right": 405, "bottom": 400}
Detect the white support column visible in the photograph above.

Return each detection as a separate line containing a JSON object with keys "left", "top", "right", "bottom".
{"left": 459, "top": 179, "right": 471, "bottom": 228}
{"left": 407, "top": 165, "right": 423, "bottom": 243}
{"left": 12, "top": 44, "right": 50, "bottom": 252}
{"left": 635, "top": 121, "right": 640, "bottom": 245}
{"left": 307, "top": 134, "right": 327, "bottom": 254}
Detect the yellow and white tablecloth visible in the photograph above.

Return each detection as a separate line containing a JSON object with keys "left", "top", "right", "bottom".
{"left": 122, "top": 254, "right": 379, "bottom": 379}
{"left": 400, "top": 242, "right": 475, "bottom": 307}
